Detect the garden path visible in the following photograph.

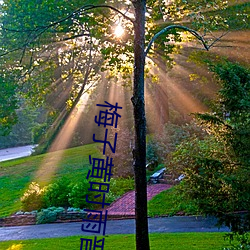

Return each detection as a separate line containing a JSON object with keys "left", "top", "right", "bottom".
{"left": 105, "top": 184, "right": 172, "bottom": 218}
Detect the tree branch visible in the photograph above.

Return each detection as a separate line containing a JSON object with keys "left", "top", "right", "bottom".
{"left": 205, "top": 30, "right": 230, "bottom": 49}
{"left": 0, "top": 4, "right": 134, "bottom": 57}
{"left": 1, "top": 4, "right": 134, "bottom": 34}
{"left": 145, "top": 25, "right": 210, "bottom": 56}
{"left": 82, "top": 5, "right": 134, "bottom": 23}
{"left": 37, "top": 4, "right": 134, "bottom": 31}
{"left": 55, "top": 32, "right": 91, "bottom": 43}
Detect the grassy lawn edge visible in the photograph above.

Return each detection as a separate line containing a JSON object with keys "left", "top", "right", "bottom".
{"left": 0, "top": 232, "right": 232, "bottom": 250}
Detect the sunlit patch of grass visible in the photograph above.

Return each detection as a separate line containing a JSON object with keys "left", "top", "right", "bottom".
{"left": 6, "top": 243, "right": 24, "bottom": 250}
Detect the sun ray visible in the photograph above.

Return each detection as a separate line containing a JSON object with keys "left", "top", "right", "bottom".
{"left": 35, "top": 92, "right": 90, "bottom": 184}
{"left": 145, "top": 56, "right": 211, "bottom": 128}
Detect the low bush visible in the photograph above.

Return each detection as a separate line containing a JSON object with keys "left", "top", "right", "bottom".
{"left": 223, "top": 233, "right": 250, "bottom": 250}
{"left": 21, "top": 177, "right": 135, "bottom": 212}
{"left": 43, "top": 177, "right": 71, "bottom": 208}
{"left": 20, "top": 182, "right": 45, "bottom": 211}
{"left": 68, "top": 179, "right": 92, "bottom": 209}
{"left": 67, "top": 207, "right": 82, "bottom": 212}
{"left": 36, "top": 206, "right": 64, "bottom": 224}
{"left": 105, "top": 177, "right": 135, "bottom": 203}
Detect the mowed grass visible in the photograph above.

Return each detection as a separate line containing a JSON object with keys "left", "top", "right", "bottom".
{"left": 148, "top": 186, "right": 199, "bottom": 217}
{"left": 0, "top": 233, "right": 231, "bottom": 250}
{"left": 0, "top": 143, "right": 102, "bottom": 217}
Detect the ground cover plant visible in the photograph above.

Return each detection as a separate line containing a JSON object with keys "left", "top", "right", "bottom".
{"left": 0, "top": 233, "right": 233, "bottom": 250}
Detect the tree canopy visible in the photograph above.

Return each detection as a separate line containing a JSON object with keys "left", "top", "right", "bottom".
{"left": 168, "top": 60, "right": 250, "bottom": 233}
{"left": 1, "top": 0, "right": 248, "bottom": 133}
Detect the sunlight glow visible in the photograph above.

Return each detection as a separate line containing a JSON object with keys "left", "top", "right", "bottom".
{"left": 35, "top": 92, "right": 90, "bottom": 184}
{"left": 114, "top": 24, "right": 124, "bottom": 38}
{"left": 144, "top": 55, "right": 209, "bottom": 132}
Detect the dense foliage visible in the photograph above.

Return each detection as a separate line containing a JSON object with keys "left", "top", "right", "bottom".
{"left": 168, "top": 61, "right": 250, "bottom": 233}
{"left": 20, "top": 182, "right": 45, "bottom": 211}
{"left": 0, "top": 74, "right": 18, "bottom": 136}
{"left": 0, "top": 0, "right": 247, "bottom": 136}
{"left": 146, "top": 122, "right": 206, "bottom": 170}
{"left": 21, "top": 176, "right": 135, "bottom": 212}
{"left": 21, "top": 179, "right": 93, "bottom": 211}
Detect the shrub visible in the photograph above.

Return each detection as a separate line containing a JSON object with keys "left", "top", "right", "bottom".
{"left": 68, "top": 179, "right": 91, "bottom": 209}
{"left": 43, "top": 177, "right": 71, "bottom": 208}
{"left": 223, "top": 233, "right": 250, "bottom": 250}
{"left": 36, "top": 206, "right": 64, "bottom": 224}
{"left": 107, "top": 177, "right": 135, "bottom": 203}
{"left": 21, "top": 182, "right": 45, "bottom": 211}
{"left": 67, "top": 207, "right": 82, "bottom": 212}
{"left": 146, "top": 138, "right": 160, "bottom": 171}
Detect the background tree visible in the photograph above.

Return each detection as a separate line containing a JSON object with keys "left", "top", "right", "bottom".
{"left": 168, "top": 61, "right": 250, "bottom": 234}
{"left": 0, "top": 73, "right": 18, "bottom": 136}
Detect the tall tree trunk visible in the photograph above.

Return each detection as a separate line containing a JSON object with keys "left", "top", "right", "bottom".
{"left": 132, "top": 1, "right": 150, "bottom": 250}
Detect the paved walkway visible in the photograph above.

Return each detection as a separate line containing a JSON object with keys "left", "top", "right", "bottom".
{"left": 107, "top": 184, "right": 172, "bottom": 217}
{"left": 0, "top": 216, "right": 230, "bottom": 241}
{"left": 0, "top": 145, "right": 37, "bottom": 162}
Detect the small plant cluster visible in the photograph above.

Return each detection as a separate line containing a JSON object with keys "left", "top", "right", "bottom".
{"left": 36, "top": 206, "right": 65, "bottom": 224}
{"left": 15, "top": 211, "right": 37, "bottom": 215}
{"left": 21, "top": 178, "right": 92, "bottom": 212}
{"left": 35, "top": 206, "right": 87, "bottom": 224}
{"left": 15, "top": 207, "right": 87, "bottom": 224}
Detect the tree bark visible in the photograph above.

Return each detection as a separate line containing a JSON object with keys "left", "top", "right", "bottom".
{"left": 131, "top": 1, "right": 150, "bottom": 250}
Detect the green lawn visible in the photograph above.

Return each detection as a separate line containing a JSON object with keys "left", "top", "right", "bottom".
{"left": 0, "top": 143, "right": 102, "bottom": 217}
{"left": 0, "top": 233, "right": 231, "bottom": 250}
{"left": 148, "top": 186, "right": 199, "bottom": 217}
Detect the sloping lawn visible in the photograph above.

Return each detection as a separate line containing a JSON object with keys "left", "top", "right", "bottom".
{"left": 148, "top": 186, "right": 199, "bottom": 217}
{"left": 0, "top": 233, "right": 231, "bottom": 250}
{"left": 0, "top": 143, "right": 102, "bottom": 217}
